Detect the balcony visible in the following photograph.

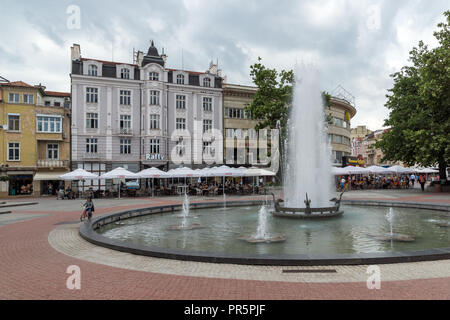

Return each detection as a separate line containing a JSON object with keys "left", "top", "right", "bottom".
{"left": 115, "top": 128, "right": 133, "bottom": 136}
{"left": 37, "top": 159, "right": 69, "bottom": 168}
{"left": 83, "top": 152, "right": 100, "bottom": 159}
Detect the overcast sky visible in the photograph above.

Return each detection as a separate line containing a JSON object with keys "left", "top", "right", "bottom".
{"left": 0, "top": 0, "right": 448, "bottom": 129}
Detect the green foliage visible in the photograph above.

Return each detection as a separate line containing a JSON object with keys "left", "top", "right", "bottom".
{"left": 244, "top": 57, "right": 332, "bottom": 134}
{"left": 244, "top": 57, "right": 294, "bottom": 135}
{"left": 376, "top": 11, "right": 450, "bottom": 178}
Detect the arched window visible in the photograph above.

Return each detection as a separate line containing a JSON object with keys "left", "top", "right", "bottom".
{"left": 149, "top": 72, "right": 159, "bottom": 81}
{"left": 121, "top": 68, "right": 130, "bottom": 79}
{"left": 88, "top": 65, "right": 98, "bottom": 76}
{"left": 203, "top": 77, "right": 211, "bottom": 87}
{"left": 176, "top": 74, "right": 185, "bottom": 84}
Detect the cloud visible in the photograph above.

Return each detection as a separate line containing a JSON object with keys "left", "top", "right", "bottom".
{"left": 0, "top": 0, "right": 448, "bottom": 130}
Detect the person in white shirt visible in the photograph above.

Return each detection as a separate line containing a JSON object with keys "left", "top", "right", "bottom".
{"left": 410, "top": 174, "right": 416, "bottom": 187}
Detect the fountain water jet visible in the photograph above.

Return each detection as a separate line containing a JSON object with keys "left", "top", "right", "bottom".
{"left": 239, "top": 205, "right": 286, "bottom": 243}
{"left": 167, "top": 191, "right": 203, "bottom": 231}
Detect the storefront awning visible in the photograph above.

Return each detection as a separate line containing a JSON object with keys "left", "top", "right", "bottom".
{"left": 33, "top": 171, "right": 66, "bottom": 181}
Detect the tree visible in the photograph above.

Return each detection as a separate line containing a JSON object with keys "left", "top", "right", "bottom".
{"left": 244, "top": 57, "right": 294, "bottom": 134}
{"left": 244, "top": 57, "right": 332, "bottom": 135}
{"left": 376, "top": 11, "right": 450, "bottom": 180}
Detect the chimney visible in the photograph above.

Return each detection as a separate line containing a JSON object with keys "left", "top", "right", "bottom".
{"left": 137, "top": 51, "right": 144, "bottom": 66}
{"left": 71, "top": 44, "right": 81, "bottom": 61}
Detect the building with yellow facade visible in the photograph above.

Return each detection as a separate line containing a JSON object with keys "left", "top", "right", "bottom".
{"left": 0, "top": 80, "right": 70, "bottom": 197}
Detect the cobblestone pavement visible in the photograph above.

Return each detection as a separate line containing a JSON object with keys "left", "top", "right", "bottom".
{"left": 1, "top": 190, "right": 449, "bottom": 300}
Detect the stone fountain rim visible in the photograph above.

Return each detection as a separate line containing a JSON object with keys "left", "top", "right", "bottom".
{"left": 79, "top": 199, "right": 450, "bottom": 266}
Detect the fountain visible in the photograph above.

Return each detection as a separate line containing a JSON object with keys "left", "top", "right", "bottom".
{"left": 271, "top": 64, "right": 343, "bottom": 218}
{"left": 238, "top": 204, "right": 286, "bottom": 243}
{"left": 167, "top": 191, "right": 203, "bottom": 230}
{"left": 368, "top": 208, "right": 415, "bottom": 242}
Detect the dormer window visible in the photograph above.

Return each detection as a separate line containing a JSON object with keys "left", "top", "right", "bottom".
{"left": 203, "top": 77, "right": 211, "bottom": 87}
{"left": 88, "top": 65, "right": 98, "bottom": 76}
{"left": 149, "top": 72, "right": 159, "bottom": 81}
{"left": 176, "top": 74, "right": 185, "bottom": 85}
{"left": 121, "top": 68, "right": 130, "bottom": 79}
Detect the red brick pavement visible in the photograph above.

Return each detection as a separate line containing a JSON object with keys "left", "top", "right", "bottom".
{"left": 1, "top": 196, "right": 449, "bottom": 300}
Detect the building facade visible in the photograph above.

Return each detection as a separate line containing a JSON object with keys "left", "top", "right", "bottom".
{"left": 222, "top": 83, "right": 262, "bottom": 166}
{"left": 70, "top": 42, "right": 223, "bottom": 190}
{"left": 0, "top": 81, "right": 70, "bottom": 197}
{"left": 326, "top": 97, "right": 357, "bottom": 166}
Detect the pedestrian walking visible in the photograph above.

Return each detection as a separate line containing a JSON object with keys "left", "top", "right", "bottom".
{"left": 410, "top": 173, "right": 416, "bottom": 187}
{"left": 419, "top": 174, "right": 426, "bottom": 192}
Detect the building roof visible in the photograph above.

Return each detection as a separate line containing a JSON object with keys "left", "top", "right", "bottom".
{"left": 80, "top": 57, "right": 137, "bottom": 67}
{"left": 1, "top": 80, "right": 34, "bottom": 88}
{"left": 44, "top": 91, "right": 70, "bottom": 97}
{"left": 146, "top": 41, "right": 159, "bottom": 57}
{"left": 167, "top": 68, "right": 204, "bottom": 76}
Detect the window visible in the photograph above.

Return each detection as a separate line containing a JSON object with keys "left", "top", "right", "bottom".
{"left": 225, "top": 107, "right": 245, "bottom": 119}
{"left": 121, "top": 68, "right": 130, "bottom": 79}
{"left": 150, "top": 139, "right": 160, "bottom": 154}
{"left": 226, "top": 128, "right": 234, "bottom": 138}
{"left": 86, "top": 113, "right": 98, "bottom": 129}
{"left": 86, "top": 87, "right": 98, "bottom": 103}
{"left": 88, "top": 65, "right": 98, "bottom": 76}
{"left": 176, "top": 74, "right": 184, "bottom": 84}
{"left": 203, "top": 119, "right": 212, "bottom": 133}
{"left": 54, "top": 102, "right": 61, "bottom": 107}
{"left": 8, "top": 115, "right": 20, "bottom": 131}
{"left": 150, "top": 114, "right": 160, "bottom": 129}
{"left": 44, "top": 101, "right": 51, "bottom": 106}
{"left": 86, "top": 138, "right": 98, "bottom": 154}
{"left": 176, "top": 95, "right": 186, "bottom": 109}
{"left": 176, "top": 118, "right": 186, "bottom": 130}
{"left": 203, "top": 141, "right": 215, "bottom": 156}
{"left": 120, "top": 90, "right": 131, "bottom": 105}
{"left": 343, "top": 136, "right": 350, "bottom": 145}
{"left": 149, "top": 72, "right": 159, "bottom": 81}
{"left": 47, "top": 144, "right": 59, "bottom": 160}
{"left": 8, "top": 93, "right": 19, "bottom": 103}
{"left": 333, "top": 135, "right": 343, "bottom": 144}
{"left": 176, "top": 140, "right": 185, "bottom": 156}
{"left": 120, "top": 139, "right": 131, "bottom": 154}
{"left": 203, "top": 77, "right": 211, "bottom": 87}
{"left": 120, "top": 115, "right": 131, "bottom": 133}
{"left": 7, "top": 142, "right": 20, "bottom": 161}
{"left": 149, "top": 90, "right": 159, "bottom": 105}
{"left": 37, "top": 115, "right": 62, "bottom": 133}
{"left": 203, "top": 97, "right": 212, "bottom": 112}
{"left": 23, "top": 94, "right": 34, "bottom": 104}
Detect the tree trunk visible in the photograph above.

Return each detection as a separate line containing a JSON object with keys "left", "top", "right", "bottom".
{"left": 439, "top": 161, "right": 447, "bottom": 182}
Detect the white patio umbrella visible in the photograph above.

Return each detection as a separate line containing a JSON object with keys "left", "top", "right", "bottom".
{"left": 166, "top": 167, "right": 200, "bottom": 193}
{"left": 136, "top": 167, "right": 168, "bottom": 197}
{"left": 100, "top": 167, "right": 138, "bottom": 199}
{"left": 332, "top": 167, "right": 350, "bottom": 175}
{"left": 418, "top": 167, "right": 439, "bottom": 174}
{"left": 388, "top": 165, "right": 413, "bottom": 174}
{"left": 59, "top": 168, "right": 99, "bottom": 180}
{"left": 366, "top": 165, "right": 393, "bottom": 175}
{"left": 243, "top": 167, "right": 276, "bottom": 193}
{"left": 343, "top": 166, "right": 370, "bottom": 175}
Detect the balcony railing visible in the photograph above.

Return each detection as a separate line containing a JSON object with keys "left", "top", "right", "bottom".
{"left": 37, "top": 159, "right": 69, "bottom": 168}
{"left": 115, "top": 128, "right": 133, "bottom": 136}
{"left": 83, "top": 152, "right": 100, "bottom": 159}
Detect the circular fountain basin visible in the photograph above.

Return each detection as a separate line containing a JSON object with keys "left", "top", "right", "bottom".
{"left": 80, "top": 202, "right": 450, "bottom": 265}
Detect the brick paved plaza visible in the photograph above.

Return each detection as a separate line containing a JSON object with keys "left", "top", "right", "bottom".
{"left": 0, "top": 188, "right": 449, "bottom": 300}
